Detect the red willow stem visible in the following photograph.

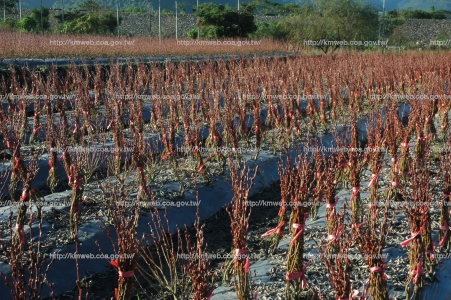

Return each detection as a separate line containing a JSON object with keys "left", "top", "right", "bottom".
{"left": 400, "top": 156, "right": 434, "bottom": 300}
{"left": 226, "top": 157, "right": 258, "bottom": 300}
{"left": 261, "top": 158, "right": 292, "bottom": 254}
{"left": 285, "top": 153, "right": 316, "bottom": 299}
{"left": 352, "top": 195, "right": 394, "bottom": 300}
{"left": 439, "top": 134, "right": 451, "bottom": 251}
{"left": 0, "top": 212, "right": 56, "bottom": 300}
{"left": 179, "top": 201, "right": 219, "bottom": 300}
{"left": 97, "top": 180, "right": 140, "bottom": 300}
{"left": 314, "top": 201, "right": 353, "bottom": 300}
{"left": 348, "top": 113, "right": 366, "bottom": 224}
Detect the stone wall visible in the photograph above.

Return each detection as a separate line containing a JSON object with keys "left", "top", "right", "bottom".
{"left": 395, "top": 19, "right": 451, "bottom": 42}
{"left": 4, "top": 9, "right": 451, "bottom": 40}
{"left": 4, "top": 9, "right": 285, "bottom": 37}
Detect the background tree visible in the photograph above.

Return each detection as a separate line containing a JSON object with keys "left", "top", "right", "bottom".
{"left": 18, "top": 7, "right": 50, "bottom": 33}
{"left": 4, "top": 0, "right": 18, "bottom": 11}
{"left": 277, "top": 0, "right": 379, "bottom": 53}
{"left": 188, "top": 3, "right": 256, "bottom": 39}
{"left": 77, "top": 0, "right": 102, "bottom": 12}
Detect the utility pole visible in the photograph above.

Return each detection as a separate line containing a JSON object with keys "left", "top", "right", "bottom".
{"left": 117, "top": 0, "right": 120, "bottom": 38}
{"left": 197, "top": 0, "right": 199, "bottom": 39}
{"left": 41, "top": 0, "right": 43, "bottom": 35}
{"left": 62, "top": 0, "right": 64, "bottom": 28}
{"left": 238, "top": 0, "right": 240, "bottom": 12}
{"left": 3, "top": 0, "right": 6, "bottom": 23}
{"left": 175, "top": 1, "right": 177, "bottom": 40}
{"left": 382, "top": 0, "right": 386, "bottom": 54}
{"left": 159, "top": 0, "right": 161, "bottom": 42}
{"left": 19, "top": 0, "right": 21, "bottom": 21}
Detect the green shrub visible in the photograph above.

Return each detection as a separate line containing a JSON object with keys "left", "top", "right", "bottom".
{"left": 246, "top": 0, "right": 304, "bottom": 16}
{"left": 4, "top": 0, "right": 18, "bottom": 11}
{"left": 100, "top": 12, "right": 118, "bottom": 32}
{"left": 187, "top": 28, "right": 198, "bottom": 39}
{"left": 400, "top": 9, "right": 432, "bottom": 19}
{"left": 276, "top": 0, "right": 379, "bottom": 53}
{"left": 18, "top": 16, "right": 37, "bottom": 32}
{"left": 248, "top": 21, "right": 289, "bottom": 40}
{"left": 193, "top": 3, "right": 257, "bottom": 39}
{"left": 53, "top": 10, "right": 84, "bottom": 23}
{"left": 18, "top": 7, "right": 50, "bottom": 33}
{"left": 1, "top": 18, "right": 18, "bottom": 28}
{"left": 77, "top": 0, "right": 102, "bottom": 12}
{"left": 0, "top": 18, "right": 18, "bottom": 32}
{"left": 63, "top": 12, "right": 119, "bottom": 34}
{"left": 120, "top": 7, "right": 145, "bottom": 12}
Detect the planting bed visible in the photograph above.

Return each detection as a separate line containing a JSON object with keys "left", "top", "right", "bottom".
{"left": 0, "top": 52, "right": 451, "bottom": 300}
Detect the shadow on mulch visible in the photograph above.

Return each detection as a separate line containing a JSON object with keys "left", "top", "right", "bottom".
{"left": 48, "top": 181, "right": 282, "bottom": 300}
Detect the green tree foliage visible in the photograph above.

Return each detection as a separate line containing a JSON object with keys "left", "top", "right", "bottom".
{"left": 245, "top": 0, "right": 304, "bottom": 15}
{"left": 18, "top": 7, "right": 50, "bottom": 33}
{"left": 382, "top": 10, "right": 405, "bottom": 37}
{"left": 3, "top": 0, "right": 18, "bottom": 11}
{"left": 77, "top": 0, "right": 102, "bottom": 12}
{"left": 53, "top": 10, "right": 84, "bottom": 23}
{"left": 398, "top": 8, "right": 449, "bottom": 19}
{"left": 248, "top": 21, "right": 290, "bottom": 40}
{"left": 54, "top": 0, "right": 151, "bottom": 11}
{"left": 176, "top": 2, "right": 187, "bottom": 14}
{"left": 162, "top": 9, "right": 174, "bottom": 14}
{"left": 191, "top": 3, "right": 256, "bottom": 39}
{"left": 398, "top": 0, "right": 451, "bottom": 12}
{"left": 0, "top": 18, "right": 18, "bottom": 32}
{"left": 62, "top": 12, "right": 119, "bottom": 34}
{"left": 120, "top": 7, "right": 145, "bottom": 12}
{"left": 383, "top": 7, "right": 450, "bottom": 39}
{"left": 275, "top": 0, "right": 379, "bottom": 53}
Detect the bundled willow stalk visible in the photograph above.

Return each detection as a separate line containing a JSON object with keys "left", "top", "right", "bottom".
{"left": 397, "top": 104, "right": 415, "bottom": 182}
{"left": 179, "top": 203, "right": 220, "bottom": 300}
{"left": 45, "top": 97, "right": 60, "bottom": 193}
{"left": 322, "top": 154, "right": 340, "bottom": 255}
{"left": 352, "top": 195, "right": 394, "bottom": 300}
{"left": 314, "top": 201, "right": 352, "bottom": 300}
{"left": 0, "top": 211, "right": 56, "bottom": 300}
{"left": 384, "top": 103, "right": 405, "bottom": 202}
{"left": 54, "top": 126, "right": 90, "bottom": 238}
{"left": 29, "top": 99, "right": 41, "bottom": 147}
{"left": 261, "top": 158, "right": 292, "bottom": 255}
{"left": 400, "top": 159, "right": 432, "bottom": 300}
{"left": 205, "top": 100, "right": 226, "bottom": 169}
{"left": 439, "top": 99, "right": 449, "bottom": 140}
{"left": 310, "top": 148, "right": 325, "bottom": 220}
{"left": 252, "top": 93, "right": 263, "bottom": 160}
{"left": 366, "top": 112, "right": 384, "bottom": 207}
{"left": 439, "top": 136, "right": 451, "bottom": 252}
{"left": 424, "top": 97, "right": 438, "bottom": 139}
{"left": 190, "top": 123, "right": 212, "bottom": 185}
{"left": 332, "top": 130, "right": 350, "bottom": 189}
{"left": 412, "top": 110, "right": 437, "bottom": 274}
{"left": 285, "top": 154, "right": 314, "bottom": 299}
{"left": 138, "top": 207, "right": 191, "bottom": 300}
{"left": 97, "top": 180, "right": 140, "bottom": 300}
{"left": 0, "top": 115, "right": 40, "bottom": 247}
{"left": 347, "top": 114, "right": 366, "bottom": 224}
{"left": 130, "top": 100, "right": 152, "bottom": 202}
{"left": 224, "top": 159, "right": 258, "bottom": 300}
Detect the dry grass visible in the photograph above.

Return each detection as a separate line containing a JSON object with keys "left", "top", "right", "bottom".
{"left": 0, "top": 32, "right": 288, "bottom": 59}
